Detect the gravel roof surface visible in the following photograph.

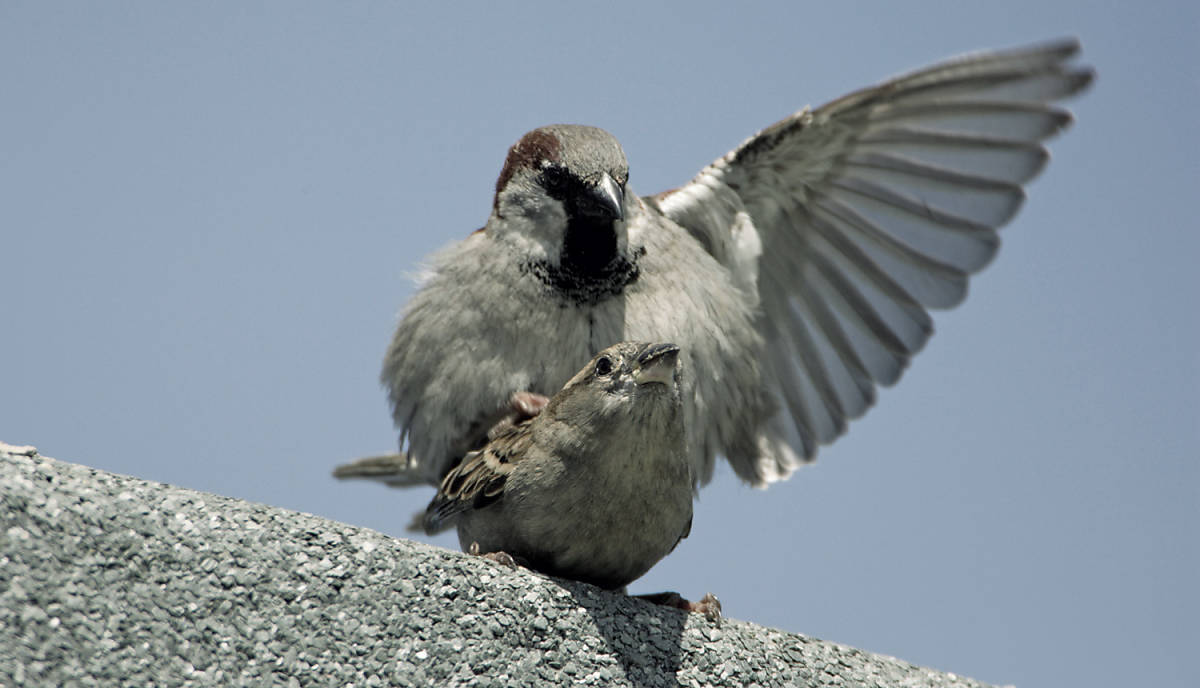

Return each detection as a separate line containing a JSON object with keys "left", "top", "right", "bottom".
{"left": 1, "top": 443, "right": 995, "bottom": 687}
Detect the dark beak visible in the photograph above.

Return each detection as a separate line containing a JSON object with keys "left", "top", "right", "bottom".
{"left": 581, "top": 172, "right": 624, "bottom": 221}
{"left": 633, "top": 343, "right": 680, "bottom": 386}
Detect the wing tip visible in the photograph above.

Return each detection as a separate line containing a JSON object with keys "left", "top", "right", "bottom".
{"left": 1030, "top": 36, "right": 1082, "bottom": 59}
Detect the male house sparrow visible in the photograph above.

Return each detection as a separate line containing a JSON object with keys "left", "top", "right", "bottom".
{"left": 337, "top": 40, "right": 1092, "bottom": 496}
{"left": 424, "top": 342, "right": 693, "bottom": 592}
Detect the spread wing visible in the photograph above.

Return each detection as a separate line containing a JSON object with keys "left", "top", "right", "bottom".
{"left": 421, "top": 421, "right": 535, "bottom": 533}
{"left": 651, "top": 39, "right": 1093, "bottom": 484}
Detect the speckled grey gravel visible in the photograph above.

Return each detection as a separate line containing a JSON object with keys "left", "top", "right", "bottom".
{"left": 0, "top": 444, "right": 997, "bottom": 687}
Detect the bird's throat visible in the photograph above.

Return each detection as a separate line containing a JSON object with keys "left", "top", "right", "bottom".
{"left": 522, "top": 219, "right": 642, "bottom": 306}
{"left": 562, "top": 216, "right": 620, "bottom": 275}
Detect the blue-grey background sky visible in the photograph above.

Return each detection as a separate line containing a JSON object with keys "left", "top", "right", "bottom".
{"left": 3, "top": 3, "right": 1196, "bottom": 687}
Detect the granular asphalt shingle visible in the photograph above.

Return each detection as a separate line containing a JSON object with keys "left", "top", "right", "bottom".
{"left": 0, "top": 443, "right": 995, "bottom": 687}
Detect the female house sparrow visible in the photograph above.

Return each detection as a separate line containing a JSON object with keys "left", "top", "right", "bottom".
{"left": 336, "top": 39, "right": 1092, "bottom": 494}
{"left": 424, "top": 342, "right": 695, "bottom": 592}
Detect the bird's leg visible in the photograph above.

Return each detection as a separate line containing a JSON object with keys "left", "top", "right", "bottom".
{"left": 468, "top": 541, "right": 526, "bottom": 569}
{"left": 635, "top": 591, "right": 723, "bottom": 623}
{"left": 510, "top": 391, "right": 550, "bottom": 418}
{"left": 486, "top": 391, "right": 551, "bottom": 440}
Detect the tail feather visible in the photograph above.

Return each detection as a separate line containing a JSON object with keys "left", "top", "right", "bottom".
{"left": 331, "top": 452, "right": 430, "bottom": 487}
{"left": 334, "top": 453, "right": 457, "bottom": 535}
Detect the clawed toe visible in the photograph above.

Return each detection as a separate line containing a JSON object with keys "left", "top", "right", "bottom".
{"left": 468, "top": 542, "right": 520, "bottom": 568}
{"left": 482, "top": 551, "right": 518, "bottom": 567}
{"left": 635, "top": 590, "right": 723, "bottom": 623}
{"left": 486, "top": 392, "right": 552, "bottom": 440}
{"left": 690, "top": 593, "right": 722, "bottom": 622}
{"left": 510, "top": 391, "right": 550, "bottom": 419}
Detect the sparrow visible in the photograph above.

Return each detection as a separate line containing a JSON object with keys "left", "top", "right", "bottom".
{"left": 336, "top": 39, "right": 1093, "bottom": 497}
{"left": 423, "top": 342, "right": 695, "bottom": 590}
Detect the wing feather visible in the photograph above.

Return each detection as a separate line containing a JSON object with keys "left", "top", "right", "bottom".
{"left": 421, "top": 423, "right": 533, "bottom": 533}
{"left": 652, "top": 38, "right": 1092, "bottom": 483}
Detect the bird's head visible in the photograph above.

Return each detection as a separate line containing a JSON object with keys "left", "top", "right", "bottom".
{"left": 547, "top": 342, "right": 682, "bottom": 432}
{"left": 489, "top": 125, "right": 635, "bottom": 285}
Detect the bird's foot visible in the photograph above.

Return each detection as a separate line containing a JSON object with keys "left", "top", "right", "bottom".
{"left": 509, "top": 391, "right": 550, "bottom": 419}
{"left": 486, "top": 392, "right": 551, "bottom": 440}
{"left": 635, "top": 591, "right": 723, "bottom": 623}
{"left": 468, "top": 542, "right": 523, "bottom": 569}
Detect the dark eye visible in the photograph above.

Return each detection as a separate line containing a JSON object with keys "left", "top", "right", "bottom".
{"left": 540, "top": 163, "right": 568, "bottom": 192}
{"left": 594, "top": 356, "right": 614, "bottom": 376}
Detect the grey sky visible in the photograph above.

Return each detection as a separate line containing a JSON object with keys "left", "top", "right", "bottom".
{"left": 3, "top": 3, "right": 1196, "bottom": 687}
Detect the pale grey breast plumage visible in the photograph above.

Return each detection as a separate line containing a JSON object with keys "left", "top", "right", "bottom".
{"left": 650, "top": 38, "right": 1093, "bottom": 484}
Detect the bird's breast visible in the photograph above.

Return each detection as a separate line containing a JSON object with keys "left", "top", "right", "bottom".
{"left": 501, "top": 435, "right": 693, "bottom": 589}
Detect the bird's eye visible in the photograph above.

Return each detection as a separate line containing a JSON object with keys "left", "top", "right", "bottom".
{"left": 594, "top": 356, "right": 614, "bottom": 376}
{"left": 540, "top": 163, "right": 568, "bottom": 192}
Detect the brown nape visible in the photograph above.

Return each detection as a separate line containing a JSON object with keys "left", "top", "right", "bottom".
{"left": 494, "top": 128, "right": 563, "bottom": 207}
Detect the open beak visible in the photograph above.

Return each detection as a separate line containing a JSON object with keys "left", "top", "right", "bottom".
{"left": 633, "top": 343, "right": 680, "bottom": 387}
